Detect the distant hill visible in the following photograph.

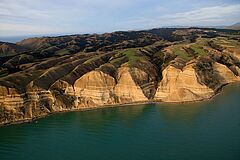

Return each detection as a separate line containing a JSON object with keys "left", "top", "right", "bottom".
{"left": 232, "top": 22, "right": 240, "bottom": 26}
{"left": 225, "top": 22, "right": 240, "bottom": 30}
{"left": 0, "top": 41, "right": 28, "bottom": 57}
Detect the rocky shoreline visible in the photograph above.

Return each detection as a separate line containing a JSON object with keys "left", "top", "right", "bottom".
{"left": 1, "top": 81, "right": 239, "bottom": 127}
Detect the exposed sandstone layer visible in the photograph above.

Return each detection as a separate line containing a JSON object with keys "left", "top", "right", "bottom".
{"left": 154, "top": 62, "right": 240, "bottom": 102}
{"left": 0, "top": 66, "right": 151, "bottom": 125}
{"left": 74, "top": 70, "right": 116, "bottom": 107}
{"left": 114, "top": 67, "right": 148, "bottom": 103}
{"left": 154, "top": 64, "right": 214, "bottom": 102}
{"left": 213, "top": 63, "right": 240, "bottom": 83}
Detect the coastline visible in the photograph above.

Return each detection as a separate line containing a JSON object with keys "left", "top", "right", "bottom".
{"left": 1, "top": 82, "right": 240, "bottom": 127}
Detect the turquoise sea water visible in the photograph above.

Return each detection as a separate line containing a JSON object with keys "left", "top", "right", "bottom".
{"left": 0, "top": 84, "right": 240, "bottom": 160}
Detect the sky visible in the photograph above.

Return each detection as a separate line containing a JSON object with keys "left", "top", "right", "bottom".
{"left": 0, "top": 0, "right": 240, "bottom": 36}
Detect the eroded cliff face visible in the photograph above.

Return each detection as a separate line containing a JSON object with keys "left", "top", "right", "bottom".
{"left": 154, "top": 64, "right": 214, "bottom": 102}
{"left": 0, "top": 66, "right": 152, "bottom": 124}
{"left": 0, "top": 85, "right": 55, "bottom": 124}
{"left": 154, "top": 62, "right": 240, "bottom": 102}
{"left": 1, "top": 28, "right": 240, "bottom": 125}
{"left": 74, "top": 70, "right": 116, "bottom": 107}
{"left": 114, "top": 67, "right": 149, "bottom": 103}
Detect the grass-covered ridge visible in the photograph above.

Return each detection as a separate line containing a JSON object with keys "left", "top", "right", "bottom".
{"left": 164, "top": 37, "right": 240, "bottom": 62}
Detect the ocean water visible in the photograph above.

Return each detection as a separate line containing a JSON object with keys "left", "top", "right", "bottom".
{"left": 0, "top": 84, "right": 239, "bottom": 160}
{"left": 0, "top": 36, "right": 31, "bottom": 43}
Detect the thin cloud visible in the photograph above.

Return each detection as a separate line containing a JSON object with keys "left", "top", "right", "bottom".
{"left": 166, "top": 4, "right": 240, "bottom": 25}
{"left": 118, "top": 4, "right": 240, "bottom": 28}
{"left": 0, "top": 1, "right": 50, "bottom": 20}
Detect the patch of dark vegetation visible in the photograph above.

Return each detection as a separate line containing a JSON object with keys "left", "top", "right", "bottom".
{"left": 188, "top": 35, "right": 198, "bottom": 43}
{"left": 193, "top": 56, "right": 222, "bottom": 90}
{"left": 0, "top": 70, "right": 44, "bottom": 93}
{"left": 150, "top": 51, "right": 165, "bottom": 79}
{"left": 170, "top": 57, "right": 187, "bottom": 70}
{"left": 183, "top": 47, "right": 197, "bottom": 57}
{"left": 51, "top": 88, "right": 76, "bottom": 109}
{"left": 97, "top": 63, "right": 117, "bottom": 80}
{"left": 39, "top": 98, "right": 54, "bottom": 112}
{"left": 109, "top": 52, "right": 129, "bottom": 68}
{"left": 0, "top": 106, "right": 15, "bottom": 123}
{"left": 208, "top": 40, "right": 225, "bottom": 51}
{"left": 0, "top": 41, "right": 29, "bottom": 56}
{"left": 148, "top": 28, "right": 183, "bottom": 42}
{"left": 31, "top": 55, "right": 72, "bottom": 70}
{"left": 2, "top": 54, "right": 35, "bottom": 73}
{"left": 62, "top": 52, "right": 114, "bottom": 85}
{"left": 0, "top": 55, "right": 15, "bottom": 65}
{"left": 0, "top": 106, "right": 24, "bottom": 123}
{"left": 229, "top": 65, "right": 239, "bottom": 76}
{"left": 209, "top": 51, "right": 240, "bottom": 76}
{"left": 0, "top": 68, "right": 8, "bottom": 78}
{"left": 139, "top": 42, "right": 171, "bottom": 81}
{"left": 129, "top": 61, "right": 158, "bottom": 99}
{"left": 161, "top": 52, "right": 177, "bottom": 69}
{"left": 33, "top": 58, "right": 86, "bottom": 90}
